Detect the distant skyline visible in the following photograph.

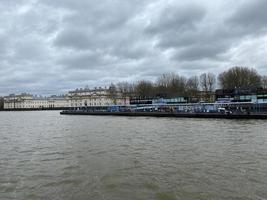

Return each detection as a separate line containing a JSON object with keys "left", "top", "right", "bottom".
{"left": 1, "top": 0, "right": 267, "bottom": 95}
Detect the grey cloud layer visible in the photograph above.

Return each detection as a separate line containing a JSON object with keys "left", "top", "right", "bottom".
{"left": 0, "top": 0, "right": 267, "bottom": 95}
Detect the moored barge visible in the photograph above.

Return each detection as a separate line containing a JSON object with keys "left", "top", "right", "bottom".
{"left": 60, "top": 103, "right": 267, "bottom": 119}
{"left": 60, "top": 110, "right": 267, "bottom": 119}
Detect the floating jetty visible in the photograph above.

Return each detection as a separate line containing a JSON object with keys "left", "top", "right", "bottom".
{"left": 60, "top": 110, "right": 267, "bottom": 119}
{"left": 60, "top": 102, "right": 267, "bottom": 119}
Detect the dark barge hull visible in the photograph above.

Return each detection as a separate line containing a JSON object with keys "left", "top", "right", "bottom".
{"left": 60, "top": 111, "right": 267, "bottom": 119}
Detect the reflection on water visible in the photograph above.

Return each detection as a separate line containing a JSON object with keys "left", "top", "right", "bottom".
{"left": 0, "top": 111, "right": 267, "bottom": 200}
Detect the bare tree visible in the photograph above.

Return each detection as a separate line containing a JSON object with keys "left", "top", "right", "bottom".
{"left": 261, "top": 75, "right": 267, "bottom": 89}
{"left": 186, "top": 76, "right": 199, "bottom": 91}
{"left": 207, "top": 73, "right": 216, "bottom": 92}
{"left": 200, "top": 73, "right": 208, "bottom": 92}
{"left": 186, "top": 76, "right": 199, "bottom": 100}
{"left": 135, "top": 80, "right": 155, "bottom": 99}
{"left": 0, "top": 97, "right": 4, "bottom": 110}
{"left": 116, "top": 81, "right": 135, "bottom": 97}
{"left": 218, "top": 66, "right": 261, "bottom": 89}
{"left": 108, "top": 83, "right": 117, "bottom": 103}
{"left": 156, "top": 73, "right": 187, "bottom": 98}
{"left": 199, "top": 73, "right": 216, "bottom": 102}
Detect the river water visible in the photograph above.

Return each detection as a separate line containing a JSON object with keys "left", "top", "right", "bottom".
{"left": 0, "top": 111, "right": 267, "bottom": 200}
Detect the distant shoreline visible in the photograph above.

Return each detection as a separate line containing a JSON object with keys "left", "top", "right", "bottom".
{"left": 0, "top": 107, "right": 65, "bottom": 111}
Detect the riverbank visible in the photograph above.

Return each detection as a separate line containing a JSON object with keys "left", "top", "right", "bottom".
{"left": 0, "top": 107, "right": 66, "bottom": 111}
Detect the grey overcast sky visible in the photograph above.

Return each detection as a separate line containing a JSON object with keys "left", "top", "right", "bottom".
{"left": 1, "top": 0, "right": 267, "bottom": 95}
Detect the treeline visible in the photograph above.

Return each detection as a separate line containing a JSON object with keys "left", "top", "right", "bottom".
{"left": 109, "top": 73, "right": 216, "bottom": 102}
{"left": 108, "top": 66, "right": 267, "bottom": 101}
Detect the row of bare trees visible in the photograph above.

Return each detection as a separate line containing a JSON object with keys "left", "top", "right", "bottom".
{"left": 218, "top": 67, "right": 262, "bottom": 89}
{"left": 108, "top": 66, "right": 267, "bottom": 100}
{"left": 110, "top": 72, "right": 216, "bottom": 101}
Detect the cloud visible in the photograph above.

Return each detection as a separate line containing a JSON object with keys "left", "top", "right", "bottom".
{"left": 0, "top": 0, "right": 267, "bottom": 95}
{"left": 54, "top": 29, "right": 93, "bottom": 50}
{"left": 145, "top": 4, "right": 206, "bottom": 38}
{"left": 144, "top": 3, "right": 230, "bottom": 61}
{"left": 228, "top": 0, "right": 267, "bottom": 30}
{"left": 57, "top": 50, "right": 118, "bottom": 70}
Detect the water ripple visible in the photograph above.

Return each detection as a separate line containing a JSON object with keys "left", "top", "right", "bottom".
{"left": 0, "top": 111, "right": 267, "bottom": 200}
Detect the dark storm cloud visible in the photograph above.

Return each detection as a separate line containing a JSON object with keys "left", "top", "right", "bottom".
{"left": 0, "top": 35, "right": 9, "bottom": 56}
{"left": 145, "top": 4, "right": 206, "bottom": 37}
{"left": 144, "top": 0, "right": 267, "bottom": 62}
{"left": 145, "top": 3, "right": 227, "bottom": 61}
{"left": 0, "top": 0, "right": 267, "bottom": 95}
{"left": 58, "top": 50, "right": 117, "bottom": 70}
{"left": 173, "top": 44, "right": 226, "bottom": 61}
{"left": 54, "top": 29, "right": 93, "bottom": 50}
{"left": 228, "top": 0, "right": 267, "bottom": 30}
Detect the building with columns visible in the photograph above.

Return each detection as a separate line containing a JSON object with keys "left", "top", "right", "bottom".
{"left": 3, "top": 86, "right": 130, "bottom": 109}
{"left": 3, "top": 93, "right": 69, "bottom": 109}
{"left": 68, "top": 87, "right": 130, "bottom": 107}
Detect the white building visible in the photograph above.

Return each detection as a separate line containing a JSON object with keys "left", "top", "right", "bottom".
{"left": 68, "top": 87, "right": 130, "bottom": 107}
{"left": 4, "top": 87, "right": 130, "bottom": 110}
{"left": 4, "top": 93, "right": 69, "bottom": 109}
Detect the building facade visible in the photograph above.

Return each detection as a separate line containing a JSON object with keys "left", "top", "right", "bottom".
{"left": 4, "top": 94, "right": 69, "bottom": 109}
{"left": 215, "top": 88, "right": 267, "bottom": 103}
{"left": 3, "top": 87, "right": 130, "bottom": 110}
{"left": 68, "top": 87, "right": 130, "bottom": 107}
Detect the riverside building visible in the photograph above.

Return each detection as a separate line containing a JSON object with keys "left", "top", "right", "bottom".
{"left": 215, "top": 88, "right": 267, "bottom": 103}
{"left": 3, "top": 93, "right": 69, "bottom": 109}
{"left": 3, "top": 87, "right": 130, "bottom": 110}
{"left": 68, "top": 87, "right": 130, "bottom": 107}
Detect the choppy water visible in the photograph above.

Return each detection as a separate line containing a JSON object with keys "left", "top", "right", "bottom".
{"left": 0, "top": 111, "right": 267, "bottom": 200}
